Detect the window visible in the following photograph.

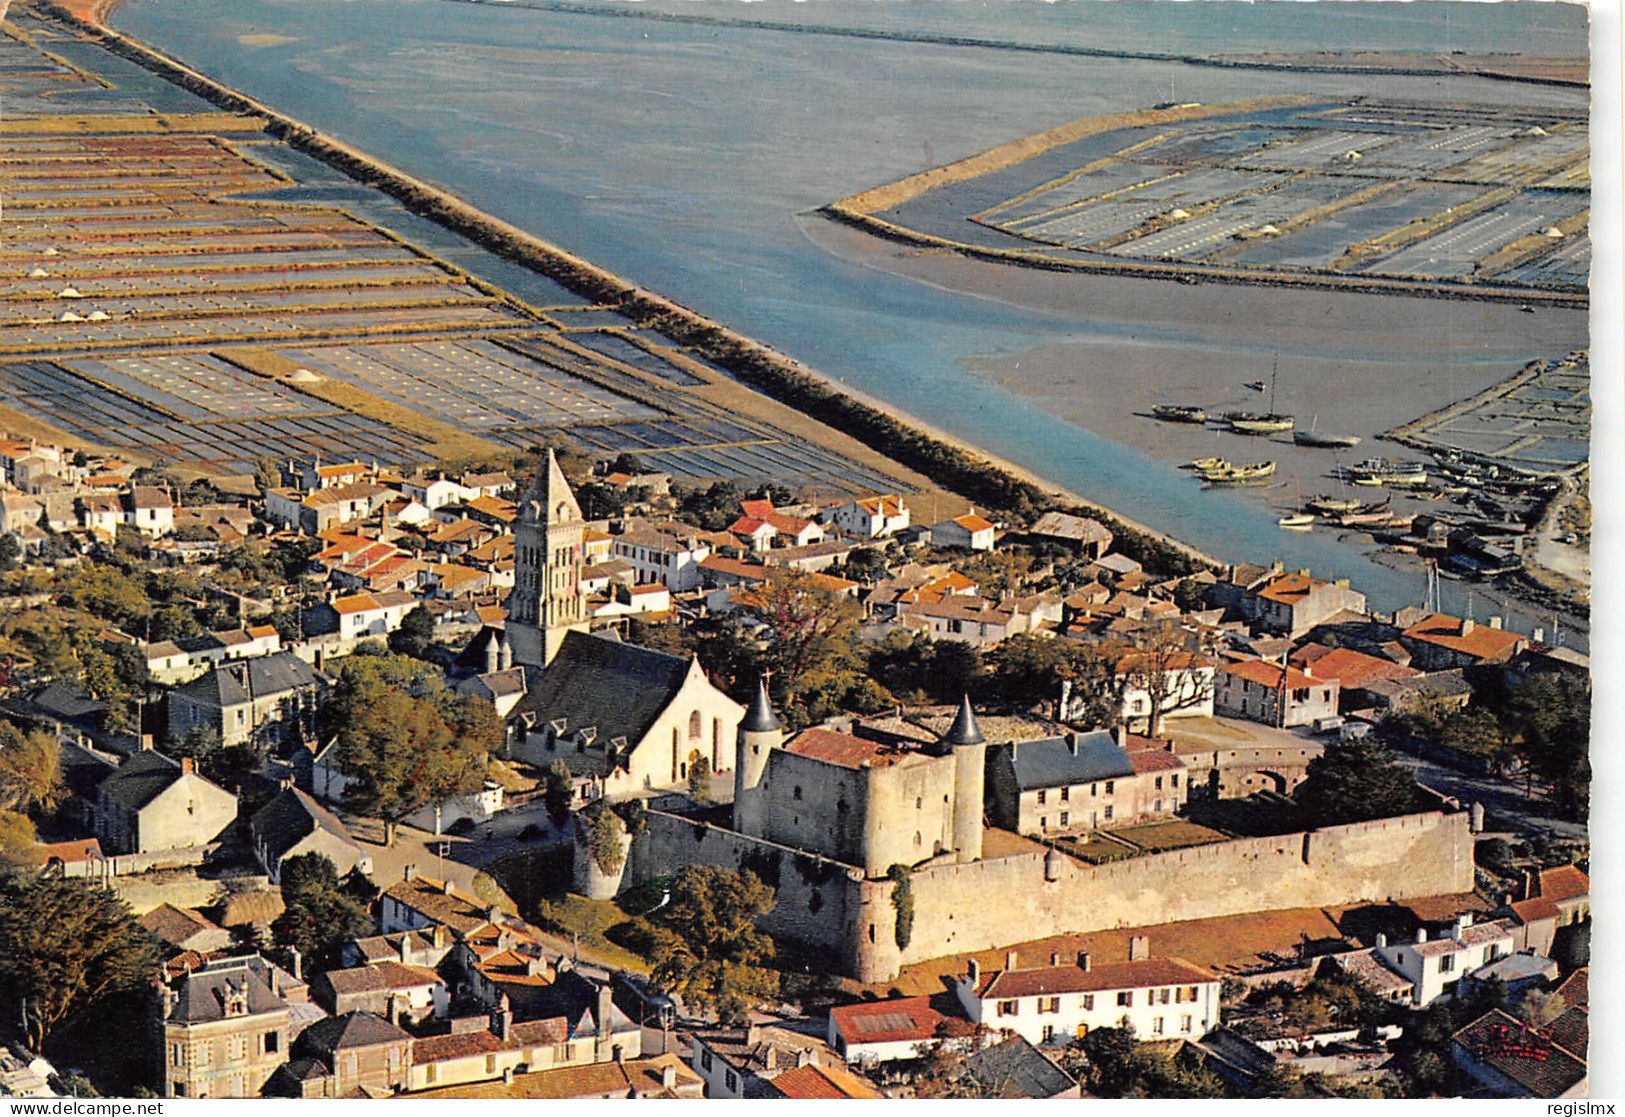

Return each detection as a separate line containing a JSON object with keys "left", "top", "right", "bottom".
{"left": 689, "top": 710, "right": 702, "bottom": 738}
{"left": 1082, "top": 995, "right": 1094, "bottom": 1011}
{"left": 1438, "top": 954, "right": 1455, "bottom": 973}
{"left": 172, "top": 1085, "right": 186, "bottom": 1099}
{"left": 1104, "top": 781, "right": 1115, "bottom": 794}
{"left": 1060, "top": 812, "right": 1069, "bottom": 827}
{"left": 1104, "top": 805, "right": 1114, "bottom": 821}
{"left": 1181, "top": 1015, "right": 1193, "bottom": 1033}
{"left": 486, "top": 1054, "right": 497, "bottom": 1074}
{"left": 172, "top": 1044, "right": 185, "bottom": 1067}
{"left": 1060, "top": 787, "right": 1070, "bottom": 802}
{"left": 1117, "top": 992, "right": 1132, "bottom": 1007}
{"left": 264, "top": 1031, "right": 279, "bottom": 1054}
{"left": 1171, "top": 774, "right": 1179, "bottom": 788}
{"left": 1174, "top": 987, "right": 1186, "bottom": 1004}
{"left": 425, "top": 1064, "right": 437, "bottom": 1084}
{"left": 1154, "top": 777, "right": 1163, "bottom": 790}
{"left": 997, "top": 1000, "right": 1019, "bottom": 1017}
{"left": 1090, "top": 783, "right": 1098, "bottom": 797}
{"left": 1037, "top": 790, "right": 1047, "bottom": 805}
{"left": 1187, "top": 986, "right": 1199, "bottom": 1001}
{"left": 1041, "top": 1025, "right": 1056, "bottom": 1044}
{"left": 1040, "top": 816, "right": 1048, "bottom": 830}
{"left": 916, "top": 797, "right": 922, "bottom": 810}
{"left": 1152, "top": 1017, "right": 1164, "bottom": 1035}
{"left": 725, "top": 1071, "right": 738, "bottom": 1092}
{"left": 1159, "top": 989, "right": 1170, "bottom": 1005}
{"left": 1038, "top": 997, "right": 1060, "bottom": 1014}
{"left": 793, "top": 786, "right": 802, "bottom": 801}
{"left": 1154, "top": 799, "right": 1162, "bottom": 813}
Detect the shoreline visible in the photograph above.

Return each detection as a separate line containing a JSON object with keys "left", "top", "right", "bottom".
{"left": 28, "top": 0, "right": 1222, "bottom": 573}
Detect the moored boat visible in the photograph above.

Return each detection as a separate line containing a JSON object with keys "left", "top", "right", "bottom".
{"left": 1307, "top": 495, "right": 1362, "bottom": 514}
{"left": 1153, "top": 404, "right": 1207, "bottom": 424}
{"left": 1277, "top": 512, "right": 1315, "bottom": 528}
{"left": 1293, "top": 429, "right": 1361, "bottom": 448}
{"left": 1202, "top": 460, "right": 1277, "bottom": 483}
{"left": 1186, "top": 456, "right": 1228, "bottom": 471}
{"left": 1226, "top": 411, "right": 1295, "bottom": 435}
{"left": 1348, "top": 458, "right": 1428, "bottom": 486}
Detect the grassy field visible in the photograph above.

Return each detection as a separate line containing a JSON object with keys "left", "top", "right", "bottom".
{"left": 1108, "top": 819, "right": 1231, "bottom": 852}
{"left": 483, "top": 848, "right": 653, "bottom": 974}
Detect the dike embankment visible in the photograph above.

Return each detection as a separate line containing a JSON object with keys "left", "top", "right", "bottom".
{"left": 42, "top": 1, "right": 1221, "bottom": 574}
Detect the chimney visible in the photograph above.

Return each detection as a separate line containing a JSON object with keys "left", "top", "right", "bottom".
{"left": 1489, "top": 616, "right": 1503, "bottom": 630}
{"left": 403, "top": 864, "right": 417, "bottom": 883}
{"left": 487, "top": 905, "right": 503, "bottom": 923}
{"left": 1374, "top": 933, "right": 1387, "bottom": 949}
{"left": 1461, "top": 618, "right": 1475, "bottom": 636}
{"left": 797, "top": 1049, "right": 813, "bottom": 1068}
{"left": 387, "top": 995, "right": 400, "bottom": 1026}
{"left": 442, "top": 879, "right": 456, "bottom": 895}
{"left": 502, "top": 1067, "right": 514, "bottom": 1085}
{"left": 1057, "top": 679, "right": 1072, "bottom": 721}
{"left": 1065, "top": 733, "right": 1079, "bottom": 756}
{"left": 179, "top": 756, "right": 195, "bottom": 775}
{"left": 763, "top": 1045, "right": 777, "bottom": 1072}
{"left": 660, "top": 1064, "right": 676, "bottom": 1089}
{"left": 1005, "top": 950, "right": 1019, "bottom": 971}
{"left": 966, "top": 958, "right": 980, "bottom": 985}
{"left": 746, "top": 1023, "right": 762, "bottom": 1047}
{"left": 492, "top": 994, "right": 512, "bottom": 1041}
{"left": 1533, "top": 627, "right": 1546, "bottom": 645}
{"left": 398, "top": 938, "right": 411, "bottom": 964}
{"left": 1077, "top": 952, "right": 1091, "bottom": 972}
{"left": 1128, "top": 935, "right": 1149, "bottom": 962}
{"left": 1050, "top": 951, "right": 1062, "bottom": 967}
{"left": 1415, "top": 927, "right": 1427, "bottom": 944}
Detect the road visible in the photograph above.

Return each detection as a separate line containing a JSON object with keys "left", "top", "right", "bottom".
{"left": 1389, "top": 750, "right": 1587, "bottom": 843}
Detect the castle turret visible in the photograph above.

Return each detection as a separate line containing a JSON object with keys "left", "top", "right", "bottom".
{"left": 733, "top": 677, "right": 782, "bottom": 837}
{"left": 943, "top": 694, "right": 986, "bottom": 864}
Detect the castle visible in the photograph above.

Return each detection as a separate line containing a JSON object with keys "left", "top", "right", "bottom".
{"left": 516, "top": 459, "right": 1475, "bottom": 983}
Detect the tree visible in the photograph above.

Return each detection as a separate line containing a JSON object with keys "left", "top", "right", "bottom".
{"left": 270, "top": 853, "right": 373, "bottom": 971}
{"left": 543, "top": 759, "right": 573, "bottom": 827}
{"left": 1294, "top": 737, "right": 1421, "bottom": 828}
{"left": 1504, "top": 674, "right": 1590, "bottom": 820}
{"left": 1116, "top": 624, "right": 1212, "bottom": 737}
{"left": 388, "top": 605, "right": 437, "bottom": 659}
{"left": 0, "top": 809, "right": 40, "bottom": 867}
{"left": 574, "top": 482, "right": 626, "bottom": 522}
{"left": 687, "top": 755, "right": 713, "bottom": 804}
{"left": 647, "top": 865, "right": 778, "bottom": 1022}
{"left": 0, "top": 874, "right": 157, "bottom": 1050}
{"left": 888, "top": 864, "right": 914, "bottom": 950}
{"left": 326, "top": 655, "right": 503, "bottom": 845}
{"left": 0, "top": 719, "right": 60, "bottom": 812}
{"left": 755, "top": 570, "right": 861, "bottom": 697}
{"left": 983, "top": 634, "right": 1122, "bottom": 725}
{"left": 0, "top": 534, "right": 19, "bottom": 573}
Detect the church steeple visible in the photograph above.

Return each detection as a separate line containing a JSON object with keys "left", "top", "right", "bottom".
{"left": 506, "top": 449, "right": 588, "bottom": 668}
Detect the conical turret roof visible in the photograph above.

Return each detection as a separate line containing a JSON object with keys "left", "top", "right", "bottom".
{"left": 941, "top": 694, "right": 985, "bottom": 747}
{"left": 741, "top": 676, "right": 780, "bottom": 733}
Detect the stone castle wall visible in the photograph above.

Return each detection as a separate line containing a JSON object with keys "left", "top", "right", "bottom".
{"left": 619, "top": 808, "right": 1473, "bottom": 983}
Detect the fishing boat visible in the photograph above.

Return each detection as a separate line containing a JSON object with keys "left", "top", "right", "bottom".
{"left": 1278, "top": 512, "right": 1315, "bottom": 528}
{"left": 1348, "top": 458, "right": 1428, "bottom": 486}
{"left": 1307, "top": 495, "right": 1361, "bottom": 514}
{"left": 1228, "top": 357, "right": 1293, "bottom": 434}
{"left": 1153, "top": 404, "right": 1207, "bottom": 424}
{"left": 1292, "top": 415, "right": 1361, "bottom": 448}
{"left": 1338, "top": 498, "right": 1394, "bottom": 527}
{"left": 1186, "top": 456, "right": 1228, "bottom": 471}
{"left": 1245, "top": 379, "right": 1267, "bottom": 391}
{"left": 1202, "top": 460, "right": 1277, "bottom": 483}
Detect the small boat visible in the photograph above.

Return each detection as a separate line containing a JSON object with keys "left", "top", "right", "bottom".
{"left": 1226, "top": 412, "right": 1295, "bottom": 435}
{"left": 1202, "top": 460, "right": 1277, "bottom": 483}
{"left": 1293, "top": 417, "right": 1361, "bottom": 448}
{"left": 1245, "top": 379, "right": 1267, "bottom": 392}
{"left": 1186, "top": 456, "right": 1229, "bottom": 471}
{"left": 1153, "top": 404, "right": 1207, "bottom": 424}
{"left": 1339, "top": 498, "right": 1394, "bottom": 527}
{"left": 1278, "top": 513, "right": 1315, "bottom": 528}
{"left": 1307, "top": 495, "right": 1362, "bottom": 514}
{"left": 1349, "top": 458, "right": 1428, "bottom": 486}
{"left": 1520, "top": 304, "right": 1535, "bottom": 314}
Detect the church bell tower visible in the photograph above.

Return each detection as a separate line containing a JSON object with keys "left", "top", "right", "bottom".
{"left": 506, "top": 449, "right": 588, "bottom": 668}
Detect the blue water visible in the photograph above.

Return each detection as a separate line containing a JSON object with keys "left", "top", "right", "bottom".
{"left": 107, "top": 0, "right": 1591, "bottom": 639}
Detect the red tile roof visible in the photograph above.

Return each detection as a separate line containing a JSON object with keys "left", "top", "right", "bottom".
{"left": 1402, "top": 613, "right": 1527, "bottom": 661}
{"left": 1509, "top": 896, "right": 1561, "bottom": 925}
{"left": 769, "top": 1062, "right": 882, "bottom": 1100}
{"left": 1536, "top": 865, "right": 1589, "bottom": 902}
{"left": 829, "top": 996, "right": 946, "bottom": 1046}
{"left": 784, "top": 728, "right": 891, "bottom": 770}
{"left": 977, "top": 958, "right": 1216, "bottom": 1000}
{"left": 1129, "top": 749, "right": 1187, "bottom": 774}
{"left": 1220, "top": 659, "right": 1318, "bottom": 691}
{"left": 953, "top": 513, "right": 994, "bottom": 533}
{"left": 1255, "top": 571, "right": 1326, "bottom": 605}
{"left": 1287, "top": 646, "right": 1418, "bottom": 689}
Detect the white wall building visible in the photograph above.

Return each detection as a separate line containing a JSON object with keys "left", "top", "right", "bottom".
{"left": 1374, "top": 915, "right": 1519, "bottom": 1007}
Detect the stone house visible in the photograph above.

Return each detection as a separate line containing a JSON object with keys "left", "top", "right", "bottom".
{"left": 609, "top": 521, "right": 712, "bottom": 592}
{"left": 826, "top": 495, "right": 909, "bottom": 539}
{"left": 264, "top": 482, "right": 389, "bottom": 535}
{"left": 249, "top": 785, "right": 362, "bottom": 884}
{"left": 157, "top": 954, "right": 305, "bottom": 1098}
{"left": 955, "top": 947, "right": 1221, "bottom": 1047}
{"left": 985, "top": 730, "right": 1184, "bottom": 837}
{"left": 1399, "top": 612, "right": 1530, "bottom": 669}
{"left": 1214, "top": 659, "right": 1339, "bottom": 728}
{"left": 688, "top": 1021, "right": 827, "bottom": 1099}
{"left": 1027, "top": 511, "right": 1113, "bottom": 560}
{"left": 287, "top": 1010, "right": 413, "bottom": 1097}
{"left": 312, "top": 962, "right": 448, "bottom": 1024}
{"left": 140, "top": 902, "right": 234, "bottom": 956}
{"left": 1373, "top": 914, "right": 1518, "bottom": 1007}
{"left": 94, "top": 752, "right": 238, "bottom": 856}
{"left": 167, "top": 652, "right": 326, "bottom": 749}
{"left": 931, "top": 512, "right": 996, "bottom": 552}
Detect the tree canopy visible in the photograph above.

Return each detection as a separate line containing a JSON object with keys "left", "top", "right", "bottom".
{"left": 0, "top": 873, "right": 157, "bottom": 1050}
{"left": 646, "top": 865, "right": 779, "bottom": 1022}
{"left": 270, "top": 853, "right": 374, "bottom": 971}
{"left": 1294, "top": 738, "right": 1422, "bottom": 828}
{"left": 324, "top": 654, "right": 503, "bottom": 843}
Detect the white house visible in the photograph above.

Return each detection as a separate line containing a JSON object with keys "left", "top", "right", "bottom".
{"left": 329, "top": 590, "right": 418, "bottom": 642}
{"left": 828, "top": 996, "right": 958, "bottom": 1066}
{"left": 955, "top": 948, "right": 1221, "bottom": 1047}
{"left": 1373, "top": 915, "right": 1519, "bottom": 1007}
{"left": 931, "top": 513, "right": 996, "bottom": 552}
{"left": 610, "top": 523, "right": 712, "bottom": 592}
{"left": 827, "top": 495, "right": 909, "bottom": 539}
{"left": 1114, "top": 652, "right": 1215, "bottom": 729}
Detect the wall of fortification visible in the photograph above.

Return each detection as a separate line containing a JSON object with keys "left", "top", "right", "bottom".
{"left": 628, "top": 810, "right": 874, "bottom": 972}
{"left": 853, "top": 810, "right": 1473, "bottom": 981}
